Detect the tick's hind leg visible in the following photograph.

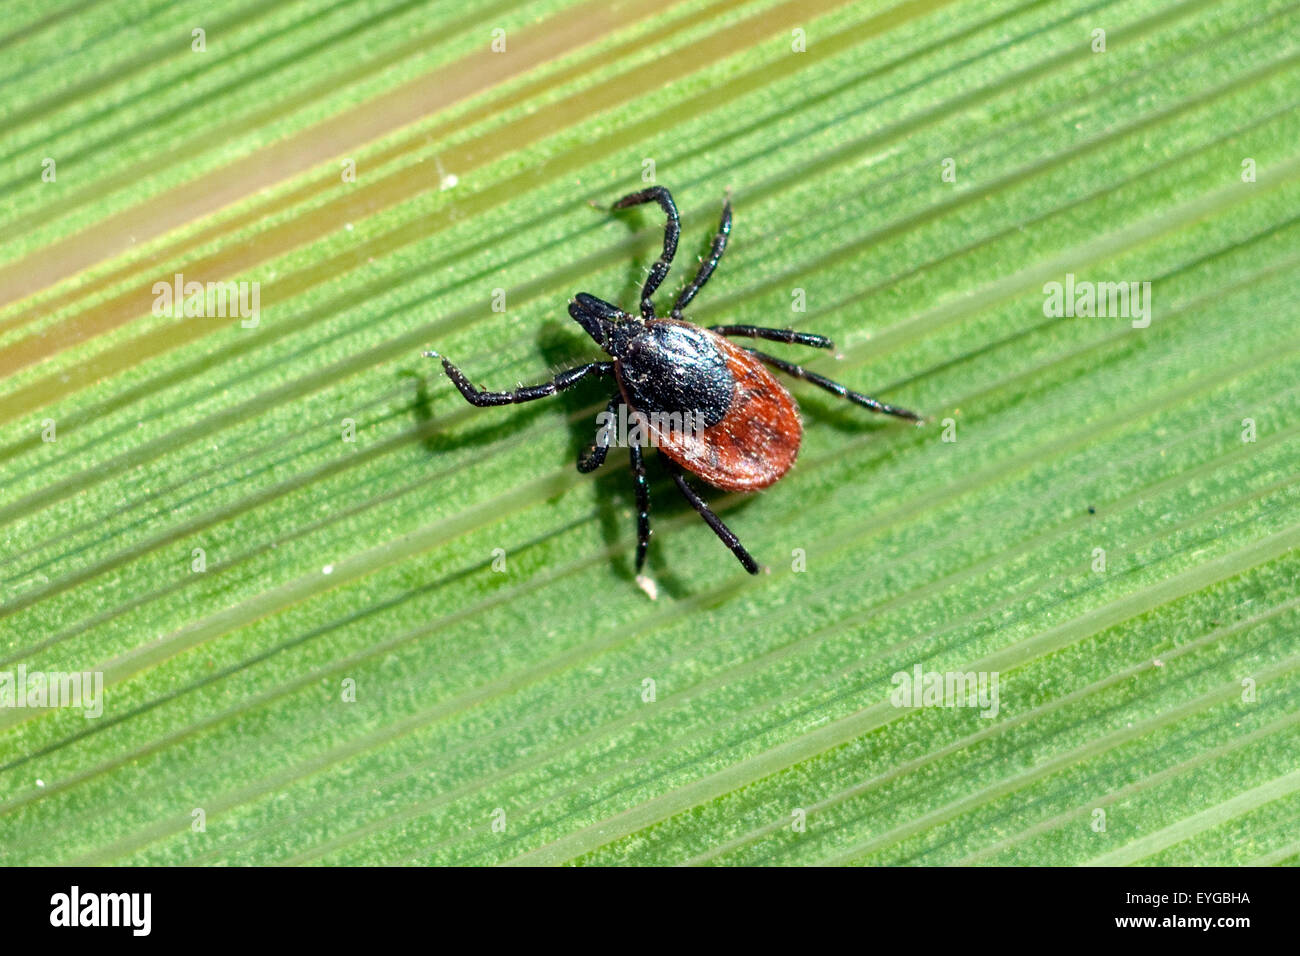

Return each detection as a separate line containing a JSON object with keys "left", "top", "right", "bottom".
{"left": 611, "top": 186, "right": 680, "bottom": 318}
{"left": 666, "top": 462, "right": 759, "bottom": 575}
{"left": 578, "top": 394, "right": 621, "bottom": 473}
{"left": 745, "top": 348, "right": 923, "bottom": 423}
{"left": 672, "top": 197, "right": 732, "bottom": 316}
{"left": 578, "top": 396, "right": 651, "bottom": 574}
{"left": 629, "top": 438, "right": 652, "bottom": 572}
{"left": 426, "top": 352, "right": 612, "bottom": 407}
{"left": 709, "top": 326, "right": 833, "bottom": 349}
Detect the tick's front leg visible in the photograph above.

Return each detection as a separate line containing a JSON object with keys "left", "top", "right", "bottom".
{"left": 425, "top": 352, "right": 612, "bottom": 407}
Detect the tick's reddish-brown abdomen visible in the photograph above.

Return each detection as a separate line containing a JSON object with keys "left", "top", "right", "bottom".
{"left": 621, "top": 329, "right": 802, "bottom": 492}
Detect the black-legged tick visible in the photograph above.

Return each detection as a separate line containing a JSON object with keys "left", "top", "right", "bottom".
{"left": 426, "top": 186, "right": 922, "bottom": 579}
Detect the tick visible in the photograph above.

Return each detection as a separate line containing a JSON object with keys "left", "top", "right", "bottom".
{"left": 425, "top": 186, "right": 922, "bottom": 579}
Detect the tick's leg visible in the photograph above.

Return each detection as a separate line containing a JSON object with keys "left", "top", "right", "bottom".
{"left": 630, "top": 438, "right": 652, "bottom": 572}
{"left": 746, "top": 348, "right": 923, "bottom": 422}
{"left": 578, "top": 393, "right": 621, "bottom": 473}
{"left": 672, "top": 197, "right": 731, "bottom": 316}
{"left": 709, "top": 326, "right": 833, "bottom": 349}
{"left": 426, "top": 352, "right": 612, "bottom": 407}
{"left": 666, "top": 463, "right": 759, "bottom": 575}
{"left": 611, "top": 186, "right": 680, "bottom": 319}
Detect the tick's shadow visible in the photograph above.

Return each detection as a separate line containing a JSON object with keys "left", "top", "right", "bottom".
{"left": 590, "top": 198, "right": 659, "bottom": 309}
{"left": 399, "top": 352, "right": 582, "bottom": 458}
{"left": 400, "top": 330, "right": 696, "bottom": 595}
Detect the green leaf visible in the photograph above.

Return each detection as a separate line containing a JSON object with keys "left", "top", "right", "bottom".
{"left": 1, "top": 0, "right": 1297, "bottom": 866}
